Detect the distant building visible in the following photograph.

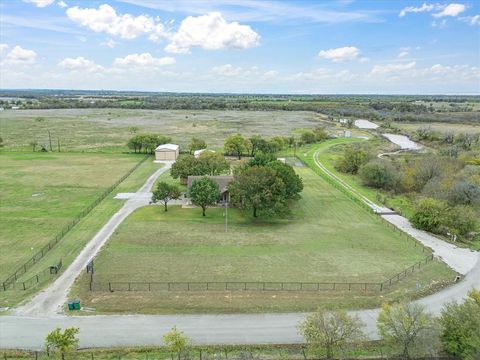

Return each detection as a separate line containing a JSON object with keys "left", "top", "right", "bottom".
{"left": 187, "top": 175, "right": 234, "bottom": 203}
{"left": 344, "top": 130, "right": 351, "bottom": 138}
{"left": 194, "top": 149, "right": 215, "bottom": 158}
{"left": 11, "top": 106, "right": 19, "bottom": 110}
{"left": 155, "top": 143, "right": 179, "bottom": 161}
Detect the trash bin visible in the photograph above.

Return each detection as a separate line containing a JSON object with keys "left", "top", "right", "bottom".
{"left": 67, "top": 301, "right": 74, "bottom": 311}
{"left": 73, "top": 300, "right": 80, "bottom": 310}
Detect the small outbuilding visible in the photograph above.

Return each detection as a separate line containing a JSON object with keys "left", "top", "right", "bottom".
{"left": 194, "top": 149, "right": 215, "bottom": 158}
{"left": 155, "top": 143, "right": 179, "bottom": 161}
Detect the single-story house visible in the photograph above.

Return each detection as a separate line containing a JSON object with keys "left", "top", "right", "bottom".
{"left": 193, "top": 149, "right": 215, "bottom": 158}
{"left": 187, "top": 175, "right": 234, "bottom": 203}
{"left": 155, "top": 143, "right": 179, "bottom": 161}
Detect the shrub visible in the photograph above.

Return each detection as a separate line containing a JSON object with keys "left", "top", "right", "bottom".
{"left": 443, "top": 205, "right": 477, "bottom": 236}
{"left": 335, "top": 145, "right": 369, "bottom": 174}
{"left": 410, "top": 198, "right": 445, "bottom": 233}
{"left": 359, "top": 160, "right": 400, "bottom": 191}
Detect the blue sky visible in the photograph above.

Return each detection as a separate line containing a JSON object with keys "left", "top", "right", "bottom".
{"left": 0, "top": 0, "right": 479, "bottom": 94}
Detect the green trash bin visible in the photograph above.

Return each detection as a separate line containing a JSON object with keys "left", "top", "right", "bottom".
{"left": 73, "top": 300, "right": 80, "bottom": 310}
{"left": 67, "top": 301, "right": 74, "bottom": 311}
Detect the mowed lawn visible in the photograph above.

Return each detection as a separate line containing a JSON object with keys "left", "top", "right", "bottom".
{"left": 0, "top": 152, "right": 143, "bottom": 279}
{"left": 91, "top": 166, "right": 447, "bottom": 284}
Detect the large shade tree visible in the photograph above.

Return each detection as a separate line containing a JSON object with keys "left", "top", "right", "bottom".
{"left": 224, "top": 134, "right": 250, "bottom": 159}
{"left": 190, "top": 177, "right": 220, "bottom": 216}
{"left": 151, "top": 182, "right": 182, "bottom": 212}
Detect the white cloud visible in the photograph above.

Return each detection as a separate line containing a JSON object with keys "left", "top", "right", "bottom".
{"left": 66, "top": 4, "right": 169, "bottom": 40}
{"left": 113, "top": 53, "right": 175, "bottom": 67}
{"left": 212, "top": 64, "right": 243, "bottom": 76}
{"left": 371, "top": 61, "right": 416, "bottom": 75}
{"left": 23, "top": 0, "right": 55, "bottom": 7}
{"left": 290, "top": 68, "right": 355, "bottom": 82}
{"left": 0, "top": 44, "right": 8, "bottom": 55}
{"left": 433, "top": 3, "right": 466, "bottom": 17}
{"left": 460, "top": 15, "right": 480, "bottom": 25}
{"left": 4, "top": 46, "right": 37, "bottom": 65}
{"left": 165, "top": 12, "right": 260, "bottom": 54}
{"left": 58, "top": 56, "right": 103, "bottom": 72}
{"left": 398, "top": 51, "right": 409, "bottom": 58}
{"left": 318, "top": 46, "right": 360, "bottom": 62}
{"left": 101, "top": 39, "right": 117, "bottom": 48}
{"left": 428, "top": 64, "right": 480, "bottom": 79}
{"left": 400, "top": 3, "right": 466, "bottom": 19}
{"left": 57, "top": 1, "right": 67, "bottom": 8}
{"left": 399, "top": 3, "right": 435, "bottom": 17}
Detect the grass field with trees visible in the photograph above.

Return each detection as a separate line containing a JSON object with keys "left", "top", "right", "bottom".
{"left": 71, "top": 165, "right": 455, "bottom": 314}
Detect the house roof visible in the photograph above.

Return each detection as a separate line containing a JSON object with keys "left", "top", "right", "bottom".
{"left": 194, "top": 148, "right": 215, "bottom": 157}
{"left": 187, "top": 176, "right": 234, "bottom": 193}
{"left": 155, "top": 143, "right": 179, "bottom": 151}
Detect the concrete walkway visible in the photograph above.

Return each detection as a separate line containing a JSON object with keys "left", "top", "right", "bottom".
{"left": 12, "top": 162, "right": 173, "bottom": 316}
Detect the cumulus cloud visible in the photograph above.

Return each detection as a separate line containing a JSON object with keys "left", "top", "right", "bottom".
{"left": 371, "top": 61, "right": 416, "bottom": 75}
{"left": 58, "top": 56, "right": 103, "bottom": 72}
{"left": 23, "top": 0, "right": 55, "bottom": 7}
{"left": 433, "top": 3, "right": 466, "bottom": 17}
{"left": 399, "top": 3, "right": 466, "bottom": 19}
{"left": 0, "top": 44, "right": 8, "bottom": 55}
{"left": 165, "top": 12, "right": 260, "bottom": 54}
{"left": 66, "top": 4, "right": 169, "bottom": 41}
{"left": 318, "top": 46, "right": 360, "bottom": 62}
{"left": 113, "top": 53, "right": 175, "bottom": 67}
{"left": 211, "top": 64, "right": 278, "bottom": 80}
{"left": 428, "top": 64, "right": 480, "bottom": 79}
{"left": 460, "top": 14, "right": 480, "bottom": 25}
{"left": 212, "top": 64, "right": 243, "bottom": 77}
{"left": 57, "top": 1, "right": 67, "bottom": 8}
{"left": 4, "top": 45, "right": 37, "bottom": 65}
{"left": 398, "top": 51, "right": 409, "bottom": 58}
{"left": 100, "top": 39, "right": 117, "bottom": 48}
{"left": 399, "top": 3, "right": 435, "bottom": 17}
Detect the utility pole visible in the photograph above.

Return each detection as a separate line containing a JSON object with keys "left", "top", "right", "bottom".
{"left": 225, "top": 199, "right": 228, "bottom": 233}
{"left": 47, "top": 130, "right": 52, "bottom": 151}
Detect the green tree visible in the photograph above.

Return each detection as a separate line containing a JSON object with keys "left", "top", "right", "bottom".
{"left": 439, "top": 290, "right": 480, "bottom": 359}
{"left": 444, "top": 205, "right": 476, "bottom": 236}
{"left": 377, "top": 303, "right": 438, "bottom": 359}
{"left": 410, "top": 198, "right": 445, "bottom": 233}
{"left": 171, "top": 155, "right": 204, "bottom": 184}
{"left": 298, "top": 308, "right": 365, "bottom": 359}
{"left": 230, "top": 165, "right": 286, "bottom": 218}
{"left": 301, "top": 130, "right": 316, "bottom": 144}
{"left": 190, "top": 177, "right": 220, "bottom": 216}
{"left": 0, "top": 136, "right": 3, "bottom": 148}
{"left": 163, "top": 326, "right": 191, "bottom": 360}
{"left": 198, "top": 152, "right": 230, "bottom": 176}
{"left": 335, "top": 145, "right": 369, "bottom": 174}
{"left": 224, "top": 134, "right": 250, "bottom": 159}
{"left": 152, "top": 182, "right": 182, "bottom": 212}
{"left": 267, "top": 160, "right": 303, "bottom": 200}
{"left": 313, "top": 127, "right": 329, "bottom": 142}
{"left": 128, "top": 126, "right": 139, "bottom": 134}
{"left": 189, "top": 137, "right": 207, "bottom": 154}
{"left": 45, "top": 327, "right": 80, "bottom": 360}
{"left": 249, "top": 135, "right": 267, "bottom": 157}
{"left": 359, "top": 160, "right": 400, "bottom": 190}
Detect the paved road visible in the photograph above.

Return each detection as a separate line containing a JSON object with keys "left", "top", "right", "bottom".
{"left": 12, "top": 162, "right": 173, "bottom": 316}
{"left": 1, "top": 154, "right": 479, "bottom": 350}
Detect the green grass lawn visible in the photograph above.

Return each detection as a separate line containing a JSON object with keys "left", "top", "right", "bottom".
{"left": 0, "top": 155, "right": 163, "bottom": 308}
{"left": 0, "top": 152, "right": 146, "bottom": 280}
{"left": 72, "top": 165, "right": 455, "bottom": 314}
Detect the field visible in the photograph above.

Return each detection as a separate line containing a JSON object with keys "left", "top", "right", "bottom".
{"left": 0, "top": 152, "right": 166, "bottom": 309}
{"left": 0, "top": 109, "right": 323, "bottom": 152}
{"left": 72, "top": 165, "right": 455, "bottom": 314}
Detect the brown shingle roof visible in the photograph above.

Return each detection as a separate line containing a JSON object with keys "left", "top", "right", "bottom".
{"left": 187, "top": 176, "right": 234, "bottom": 193}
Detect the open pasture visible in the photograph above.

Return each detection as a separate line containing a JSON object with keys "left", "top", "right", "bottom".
{"left": 74, "top": 166, "right": 455, "bottom": 313}
{"left": 0, "top": 152, "right": 143, "bottom": 280}
{"left": 0, "top": 109, "right": 322, "bottom": 152}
